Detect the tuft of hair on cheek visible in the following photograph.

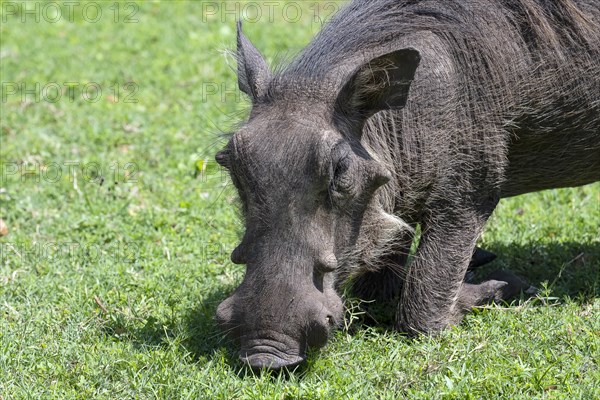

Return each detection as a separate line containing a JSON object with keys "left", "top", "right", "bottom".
{"left": 337, "top": 204, "right": 414, "bottom": 285}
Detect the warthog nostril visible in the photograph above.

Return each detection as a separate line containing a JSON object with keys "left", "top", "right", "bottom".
{"left": 306, "top": 311, "right": 332, "bottom": 349}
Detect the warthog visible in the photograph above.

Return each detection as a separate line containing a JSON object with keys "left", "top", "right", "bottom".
{"left": 215, "top": 0, "right": 600, "bottom": 369}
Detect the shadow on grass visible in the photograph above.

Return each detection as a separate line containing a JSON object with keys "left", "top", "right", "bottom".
{"left": 96, "top": 285, "right": 306, "bottom": 378}
{"left": 95, "top": 287, "right": 240, "bottom": 367}
{"left": 353, "top": 240, "right": 600, "bottom": 328}
{"left": 100, "top": 241, "right": 598, "bottom": 373}
{"left": 477, "top": 241, "right": 599, "bottom": 301}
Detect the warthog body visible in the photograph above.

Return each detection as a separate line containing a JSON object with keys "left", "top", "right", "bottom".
{"left": 215, "top": 0, "right": 600, "bottom": 369}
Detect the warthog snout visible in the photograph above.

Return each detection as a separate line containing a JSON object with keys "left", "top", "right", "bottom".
{"left": 216, "top": 277, "right": 343, "bottom": 370}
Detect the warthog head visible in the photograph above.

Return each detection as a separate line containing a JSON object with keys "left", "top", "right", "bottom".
{"left": 215, "top": 23, "right": 420, "bottom": 369}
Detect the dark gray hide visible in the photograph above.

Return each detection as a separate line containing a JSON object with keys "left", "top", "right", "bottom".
{"left": 215, "top": 0, "right": 600, "bottom": 369}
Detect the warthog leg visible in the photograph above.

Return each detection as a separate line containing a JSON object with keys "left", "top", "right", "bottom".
{"left": 350, "top": 246, "right": 500, "bottom": 325}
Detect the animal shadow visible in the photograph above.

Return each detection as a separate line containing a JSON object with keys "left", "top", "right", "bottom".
{"left": 355, "top": 240, "right": 599, "bottom": 329}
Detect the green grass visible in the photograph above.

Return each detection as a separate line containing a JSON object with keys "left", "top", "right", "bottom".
{"left": 1, "top": 1, "right": 598, "bottom": 398}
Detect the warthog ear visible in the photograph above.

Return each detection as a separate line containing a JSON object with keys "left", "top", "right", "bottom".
{"left": 335, "top": 48, "right": 421, "bottom": 125}
{"left": 236, "top": 21, "right": 272, "bottom": 101}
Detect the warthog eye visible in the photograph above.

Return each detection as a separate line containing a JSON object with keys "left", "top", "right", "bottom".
{"left": 329, "top": 153, "right": 353, "bottom": 194}
{"left": 332, "top": 172, "right": 353, "bottom": 194}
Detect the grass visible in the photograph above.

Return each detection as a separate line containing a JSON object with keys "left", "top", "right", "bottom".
{"left": 1, "top": 1, "right": 598, "bottom": 398}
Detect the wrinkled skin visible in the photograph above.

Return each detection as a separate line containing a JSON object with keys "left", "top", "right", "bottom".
{"left": 215, "top": 107, "right": 386, "bottom": 368}
{"left": 215, "top": 0, "right": 600, "bottom": 370}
